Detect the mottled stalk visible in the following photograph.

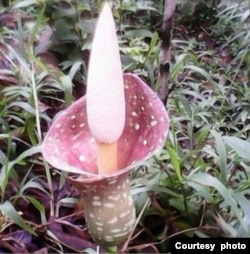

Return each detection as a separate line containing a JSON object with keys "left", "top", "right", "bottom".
{"left": 67, "top": 173, "right": 135, "bottom": 246}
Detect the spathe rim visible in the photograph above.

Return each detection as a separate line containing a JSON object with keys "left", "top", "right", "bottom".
{"left": 42, "top": 73, "right": 169, "bottom": 180}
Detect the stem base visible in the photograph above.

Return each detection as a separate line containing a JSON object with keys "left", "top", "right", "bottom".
{"left": 68, "top": 173, "right": 135, "bottom": 247}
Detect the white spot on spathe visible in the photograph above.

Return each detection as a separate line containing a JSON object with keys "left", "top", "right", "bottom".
{"left": 56, "top": 123, "right": 61, "bottom": 128}
{"left": 143, "top": 139, "right": 148, "bottom": 145}
{"left": 71, "top": 115, "right": 76, "bottom": 119}
{"left": 93, "top": 195, "right": 100, "bottom": 200}
{"left": 104, "top": 236, "right": 114, "bottom": 241}
{"left": 97, "top": 227, "right": 103, "bottom": 231}
{"left": 79, "top": 155, "right": 85, "bottom": 162}
{"left": 95, "top": 221, "right": 104, "bottom": 226}
{"left": 134, "top": 123, "right": 140, "bottom": 130}
{"left": 124, "top": 218, "right": 135, "bottom": 227}
{"left": 108, "top": 195, "right": 120, "bottom": 201}
{"left": 79, "top": 123, "right": 85, "bottom": 128}
{"left": 108, "top": 178, "right": 118, "bottom": 185}
{"left": 113, "top": 231, "right": 130, "bottom": 238}
{"left": 151, "top": 115, "right": 155, "bottom": 119}
{"left": 151, "top": 120, "right": 157, "bottom": 126}
{"left": 89, "top": 213, "right": 94, "bottom": 218}
{"left": 131, "top": 111, "right": 138, "bottom": 117}
{"left": 108, "top": 217, "right": 118, "bottom": 224}
{"left": 119, "top": 211, "right": 129, "bottom": 218}
{"left": 110, "top": 228, "right": 122, "bottom": 233}
{"left": 92, "top": 201, "right": 102, "bottom": 206}
{"left": 72, "top": 124, "right": 76, "bottom": 128}
{"left": 103, "top": 203, "right": 114, "bottom": 208}
{"left": 133, "top": 95, "right": 137, "bottom": 99}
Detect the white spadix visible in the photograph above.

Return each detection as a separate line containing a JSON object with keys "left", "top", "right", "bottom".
{"left": 86, "top": 2, "right": 125, "bottom": 144}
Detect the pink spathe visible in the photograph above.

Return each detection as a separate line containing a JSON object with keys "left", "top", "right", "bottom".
{"left": 42, "top": 73, "right": 169, "bottom": 180}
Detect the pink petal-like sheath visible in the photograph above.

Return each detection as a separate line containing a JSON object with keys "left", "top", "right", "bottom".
{"left": 42, "top": 73, "right": 169, "bottom": 246}
{"left": 42, "top": 73, "right": 169, "bottom": 178}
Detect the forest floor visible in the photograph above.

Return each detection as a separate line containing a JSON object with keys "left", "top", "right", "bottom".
{"left": 0, "top": 1, "right": 250, "bottom": 253}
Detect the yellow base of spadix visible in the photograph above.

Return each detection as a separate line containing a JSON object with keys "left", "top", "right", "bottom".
{"left": 96, "top": 142, "right": 118, "bottom": 174}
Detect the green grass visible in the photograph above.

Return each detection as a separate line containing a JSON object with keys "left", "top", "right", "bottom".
{"left": 0, "top": 0, "right": 250, "bottom": 253}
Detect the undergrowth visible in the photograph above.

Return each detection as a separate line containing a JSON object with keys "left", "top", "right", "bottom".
{"left": 0, "top": 0, "right": 249, "bottom": 253}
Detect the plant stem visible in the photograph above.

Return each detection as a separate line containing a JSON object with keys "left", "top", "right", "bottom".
{"left": 67, "top": 173, "right": 136, "bottom": 247}
{"left": 106, "top": 246, "right": 117, "bottom": 254}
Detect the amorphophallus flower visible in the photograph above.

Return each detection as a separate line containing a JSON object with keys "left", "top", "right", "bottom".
{"left": 42, "top": 2, "right": 169, "bottom": 248}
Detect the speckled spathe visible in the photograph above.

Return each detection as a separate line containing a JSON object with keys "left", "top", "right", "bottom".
{"left": 42, "top": 73, "right": 169, "bottom": 246}
{"left": 42, "top": 73, "right": 169, "bottom": 178}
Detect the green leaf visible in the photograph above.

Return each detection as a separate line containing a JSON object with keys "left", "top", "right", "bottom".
{"left": 83, "top": 248, "right": 98, "bottom": 254}
{"left": 52, "top": 7, "right": 76, "bottom": 19}
{"left": 68, "top": 61, "right": 83, "bottom": 80}
{"left": 26, "top": 119, "right": 37, "bottom": 145}
{"left": 24, "top": 196, "right": 46, "bottom": 224}
{"left": 8, "top": 102, "right": 36, "bottom": 115}
{"left": 166, "top": 143, "right": 182, "bottom": 182}
{"left": 178, "top": 95, "right": 192, "bottom": 117}
{"left": 13, "top": 0, "right": 38, "bottom": 8}
{"left": 215, "top": 213, "right": 237, "bottom": 237}
{"left": 0, "top": 201, "right": 36, "bottom": 235}
{"left": 233, "top": 193, "right": 250, "bottom": 237}
{"left": 125, "top": 29, "right": 153, "bottom": 39}
{"left": 29, "top": 4, "right": 46, "bottom": 48}
{"left": 212, "top": 130, "right": 228, "bottom": 184}
{"left": 223, "top": 136, "right": 250, "bottom": 161}
{"left": 20, "top": 180, "right": 48, "bottom": 196}
{"left": 0, "top": 150, "right": 8, "bottom": 166}
{"left": 187, "top": 181, "right": 214, "bottom": 202}
{"left": 132, "top": 185, "right": 181, "bottom": 198}
{"left": 9, "top": 145, "right": 42, "bottom": 169}
{"left": 60, "top": 75, "right": 73, "bottom": 106}
{"left": 196, "top": 128, "right": 210, "bottom": 148}
{"left": 0, "top": 145, "right": 41, "bottom": 194}
{"left": 184, "top": 65, "right": 211, "bottom": 80}
{"left": 187, "top": 172, "right": 246, "bottom": 231}
{"left": 171, "top": 53, "right": 189, "bottom": 80}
